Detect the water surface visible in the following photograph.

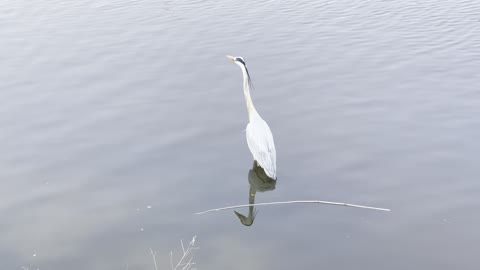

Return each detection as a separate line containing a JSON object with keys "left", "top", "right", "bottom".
{"left": 1, "top": 0, "right": 480, "bottom": 269}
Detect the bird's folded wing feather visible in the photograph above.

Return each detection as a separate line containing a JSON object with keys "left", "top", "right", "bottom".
{"left": 246, "top": 120, "right": 277, "bottom": 178}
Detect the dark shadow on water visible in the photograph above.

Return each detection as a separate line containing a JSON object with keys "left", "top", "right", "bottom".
{"left": 234, "top": 161, "right": 277, "bottom": 226}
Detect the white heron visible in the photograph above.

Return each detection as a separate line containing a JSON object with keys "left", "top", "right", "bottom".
{"left": 226, "top": 55, "right": 277, "bottom": 180}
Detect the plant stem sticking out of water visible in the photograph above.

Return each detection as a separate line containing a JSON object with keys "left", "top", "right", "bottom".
{"left": 151, "top": 236, "right": 198, "bottom": 270}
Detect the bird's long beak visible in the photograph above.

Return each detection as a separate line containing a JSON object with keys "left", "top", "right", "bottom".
{"left": 226, "top": 55, "right": 235, "bottom": 61}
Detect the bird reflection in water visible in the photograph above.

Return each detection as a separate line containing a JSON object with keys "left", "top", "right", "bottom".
{"left": 234, "top": 161, "right": 277, "bottom": 226}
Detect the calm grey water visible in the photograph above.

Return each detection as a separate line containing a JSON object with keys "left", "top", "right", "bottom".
{"left": 2, "top": 0, "right": 480, "bottom": 269}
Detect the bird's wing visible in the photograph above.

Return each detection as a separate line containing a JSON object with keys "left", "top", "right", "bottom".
{"left": 246, "top": 119, "right": 277, "bottom": 179}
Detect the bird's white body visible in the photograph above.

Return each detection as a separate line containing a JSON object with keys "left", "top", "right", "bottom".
{"left": 227, "top": 55, "right": 277, "bottom": 179}
{"left": 246, "top": 114, "right": 277, "bottom": 179}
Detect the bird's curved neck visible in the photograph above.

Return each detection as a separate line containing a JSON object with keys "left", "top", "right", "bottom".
{"left": 248, "top": 185, "right": 256, "bottom": 221}
{"left": 240, "top": 66, "right": 258, "bottom": 121}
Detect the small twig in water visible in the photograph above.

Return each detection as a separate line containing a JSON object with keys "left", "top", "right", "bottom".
{"left": 170, "top": 251, "right": 174, "bottom": 270}
{"left": 171, "top": 236, "right": 198, "bottom": 270}
{"left": 150, "top": 248, "right": 158, "bottom": 270}
{"left": 182, "top": 256, "right": 195, "bottom": 270}
{"left": 195, "top": 200, "right": 391, "bottom": 215}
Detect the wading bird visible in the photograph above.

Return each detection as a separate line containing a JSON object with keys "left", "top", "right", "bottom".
{"left": 226, "top": 55, "right": 277, "bottom": 179}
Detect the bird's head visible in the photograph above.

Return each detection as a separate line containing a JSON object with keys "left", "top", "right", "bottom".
{"left": 226, "top": 55, "right": 247, "bottom": 68}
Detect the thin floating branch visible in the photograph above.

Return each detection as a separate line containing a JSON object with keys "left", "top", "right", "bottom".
{"left": 195, "top": 200, "right": 391, "bottom": 215}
